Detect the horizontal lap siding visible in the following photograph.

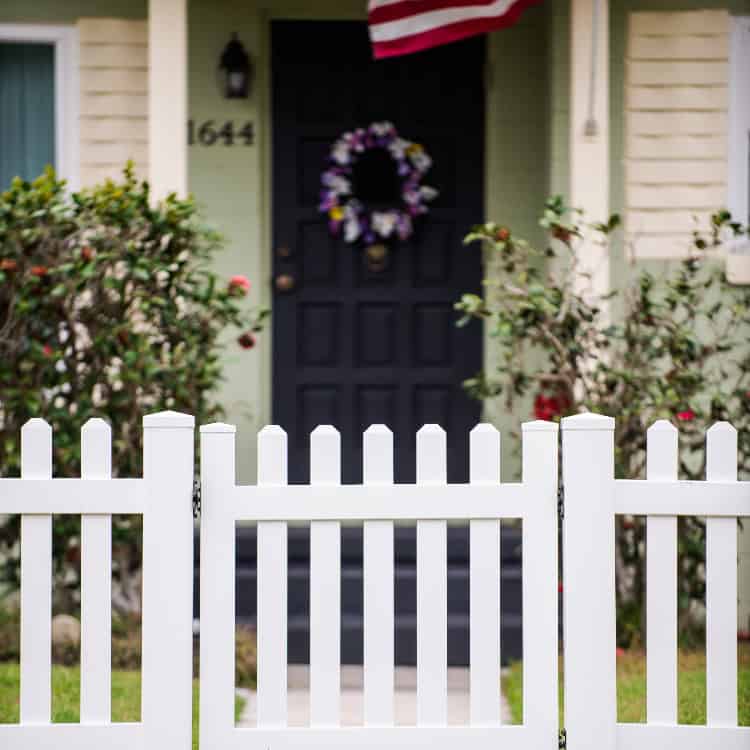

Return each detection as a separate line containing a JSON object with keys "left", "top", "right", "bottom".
{"left": 78, "top": 18, "right": 148, "bottom": 186}
{"left": 625, "top": 10, "right": 729, "bottom": 259}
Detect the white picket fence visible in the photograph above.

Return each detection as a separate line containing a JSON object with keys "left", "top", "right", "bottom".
{"left": 0, "top": 410, "right": 748, "bottom": 750}
{"left": 0, "top": 412, "right": 195, "bottom": 750}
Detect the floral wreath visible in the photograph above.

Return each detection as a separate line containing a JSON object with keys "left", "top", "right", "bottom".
{"left": 319, "top": 121, "right": 438, "bottom": 245}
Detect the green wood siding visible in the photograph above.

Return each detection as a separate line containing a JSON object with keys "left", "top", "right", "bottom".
{"left": 0, "top": 42, "right": 54, "bottom": 188}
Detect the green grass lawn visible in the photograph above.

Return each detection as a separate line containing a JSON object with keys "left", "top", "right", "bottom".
{"left": 0, "top": 663, "right": 244, "bottom": 750}
{"left": 502, "top": 643, "right": 750, "bottom": 726}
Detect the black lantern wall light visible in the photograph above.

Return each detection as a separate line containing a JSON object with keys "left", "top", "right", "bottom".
{"left": 219, "top": 33, "right": 252, "bottom": 99}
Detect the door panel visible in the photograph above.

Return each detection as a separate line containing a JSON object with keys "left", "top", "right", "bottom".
{"left": 272, "top": 21, "right": 484, "bottom": 484}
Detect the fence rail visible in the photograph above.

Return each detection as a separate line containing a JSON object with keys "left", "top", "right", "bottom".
{"left": 0, "top": 411, "right": 748, "bottom": 750}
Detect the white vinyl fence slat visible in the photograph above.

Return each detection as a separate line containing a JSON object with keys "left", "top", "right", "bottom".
{"left": 468, "top": 424, "right": 501, "bottom": 726}
{"left": 416, "top": 425, "right": 447, "bottom": 727}
{"left": 257, "top": 426, "right": 289, "bottom": 727}
{"left": 200, "top": 423, "right": 238, "bottom": 747}
{"left": 310, "top": 426, "right": 342, "bottom": 727}
{"left": 705, "top": 422, "right": 738, "bottom": 726}
{"left": 645, "top": 420, "right": 678, "bottom": 724}
{"left": 521, "top": 420, "right": 560, "bottom": 747}
{"left": 20, "top": 418, "right": 53, "bottom": 723}
{"left": 80, "top": 418, "right": 112, "bottom": 723}
{"left": 141, "top": 412, "right": 195, "bottom": 750}
{"left": 363, "top": 425, "right": 395, "bottom": 726}
{"left": 562, "top": 414, "right": 617, "bottom": 750}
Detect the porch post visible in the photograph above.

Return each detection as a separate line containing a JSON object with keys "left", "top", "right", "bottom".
{"left": 148, "top": 0, "right": 187, "bottom": 199}
{"left": 570, "top": 0, "right": 610, "bottom": 299}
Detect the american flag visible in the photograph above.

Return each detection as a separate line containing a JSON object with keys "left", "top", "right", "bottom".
{"left": 368, "top": 0, "right": 541, "bottom": 59}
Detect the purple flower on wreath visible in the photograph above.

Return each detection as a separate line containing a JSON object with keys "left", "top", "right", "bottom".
{"left": 319, "top": 120, "right": 438, "bottom": 245}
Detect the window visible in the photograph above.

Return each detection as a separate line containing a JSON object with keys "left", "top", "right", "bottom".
{"left": 0, "top": 25, "right": 79, "bottom": 190}
{"left": 729, "top": 16, "right": 750, "bottom": 224}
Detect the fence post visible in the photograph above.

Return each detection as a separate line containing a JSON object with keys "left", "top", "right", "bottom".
{"left": 561, "top": 413, "right": 616, "bottom": 750}
{"left": 141, "top": 411, "right": 195, "bottom": 750}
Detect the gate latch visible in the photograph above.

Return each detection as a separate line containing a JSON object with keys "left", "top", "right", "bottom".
{"left": 193, "top": 479, "right": 201, "bottom": 519}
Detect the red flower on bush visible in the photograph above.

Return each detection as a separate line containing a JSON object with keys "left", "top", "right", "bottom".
{"left": 228, "top": 275, "right": 251, "bottom": 296}
{"left": 30, "top": 265, "right": 48, "bottom": 277}
{"left": 676, "top": 409, "right": 695, "bottom": 422}
{"left": 495, "top": 227, "right": 510, "bottom": 242}
{"left": 534, "top": 393, "right": 566, "bottom": 421}
{"left": 42, "top": 344, "right": 53, "bottom": 357}
{"left": 0, "top": 258, "right": 17, "bottom": 272}
{"left": 81, "top": 246, "right": 94, "bottom": 262}
{"left": 237, "top": 331, "right": 256, "bottom": 350}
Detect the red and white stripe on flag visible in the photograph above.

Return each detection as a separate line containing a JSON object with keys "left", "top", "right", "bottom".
{"left": 368, "top": 0, "right": 541, "bottom": 59}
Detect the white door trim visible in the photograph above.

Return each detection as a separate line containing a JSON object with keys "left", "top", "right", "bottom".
{"left": 0, "top": 24, "right": 80, "bottom": 191}
{"left": 729, "top": 16, "right": 750, "bottom": 224}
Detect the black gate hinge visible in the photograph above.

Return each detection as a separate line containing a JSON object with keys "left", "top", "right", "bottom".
{"left": 559, "top": 728, "right": 567, "bottom": 749}
{"left": 557, "top": 483, "right": 564, "bottom": 520}
{"left": 192, "top": 478, "right": 201, "bottom": 519}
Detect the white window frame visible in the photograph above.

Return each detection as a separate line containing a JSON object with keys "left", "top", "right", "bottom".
{"left": 729, "top": 16, "right": 750, "bottom": 224}
{"left": 0, "top": 24, "right": 79, "bottom": 190}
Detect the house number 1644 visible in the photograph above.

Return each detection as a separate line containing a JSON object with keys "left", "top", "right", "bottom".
{"left": 187, "top": 120, "right": 254, "bottom": 146}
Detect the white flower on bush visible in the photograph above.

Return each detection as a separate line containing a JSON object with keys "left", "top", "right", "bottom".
{"left": 92, "top": 383, "right": 105, "bottom": 407}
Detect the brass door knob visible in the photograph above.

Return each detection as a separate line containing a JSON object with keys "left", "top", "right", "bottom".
{"left": 275, "top": 273, "right": 296, "bottom": 292}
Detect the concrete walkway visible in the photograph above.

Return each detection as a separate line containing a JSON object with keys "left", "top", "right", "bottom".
{"left": 237, "top": 666, "right": 512, "bottom": 727}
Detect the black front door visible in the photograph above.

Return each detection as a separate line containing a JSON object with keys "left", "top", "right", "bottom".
{"left": 271, "top": 21, "right": 484, "bottom": 484}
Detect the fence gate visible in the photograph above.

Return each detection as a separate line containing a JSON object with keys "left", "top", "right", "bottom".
{"left": 199, "top": 420, "right": 560, "bottom": 749}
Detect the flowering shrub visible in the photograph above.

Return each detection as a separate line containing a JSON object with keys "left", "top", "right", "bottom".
{"left": 457, "top": 197, "right": 750, "bottom": 645}
{"left": 0, "top": 166, "right": 267, "bottom": 612}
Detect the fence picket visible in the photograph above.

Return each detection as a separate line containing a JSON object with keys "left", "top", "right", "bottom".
{"left": 141, "top": 412, "right": 194, "bottom": 750}
{"left": 363, "top": 425, "right": 395, "bottom": 726}
{"left": 257, "top": 426, "right": 288, "bottom": 727}
{"left": 646, "top": 420, "right": 678, "bottom": 724}
{"left": 469, "top": 424, "right": 501, "bottom": 726}
{"left": 562, "top": 413, "right": 617, "bottom": 750}
{"left": 309, "top": 426, "right": 341, "bottom": 726}
{"left": 80, "top": 418, "right": 112, "bottom": 723}
{"left": 416, "top": 424, "right": 447, "bottom": 726}
{"left": 20, "top": 418, "right": 53, "bottom": 724}
{"left": 706, "top": 422, "right": 738, "bottom": 726}
{"left": 199, "top": 422, "right": 237, "bottom": 747}
{"left": 521, "top": 420, "right": 560, "bottom": 747}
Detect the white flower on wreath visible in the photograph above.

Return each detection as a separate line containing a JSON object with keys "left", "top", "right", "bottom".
{"left": 420, "top": 185, "right": 438, "bottom": 202}
{"left": 388, "top": 138, "right": 408, "bottom": 160}
{"left": 322, "top": 173, "right": 351, "bottom": 195}
{"left": 332, "top": 140, "right": 352, "bottom": 166}
{"left": 343, "top": 204, "right": 361, "bottom": 242}
{"left": 410, "top": 150, "right": 432, "bottom": 172}
{"left": 371, "top": 121, "right": 393, "bottom": 137}
{"left": 372, "top": 211, "right": 398, "bottom": 238}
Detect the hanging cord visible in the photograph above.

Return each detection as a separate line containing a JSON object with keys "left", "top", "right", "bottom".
{"left": 584, "top": 0, "right": 600, "bottom": 137}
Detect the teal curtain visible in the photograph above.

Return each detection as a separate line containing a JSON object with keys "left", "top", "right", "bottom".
{"left": 0, "top": 42, "right": 55, "bottom": 190}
